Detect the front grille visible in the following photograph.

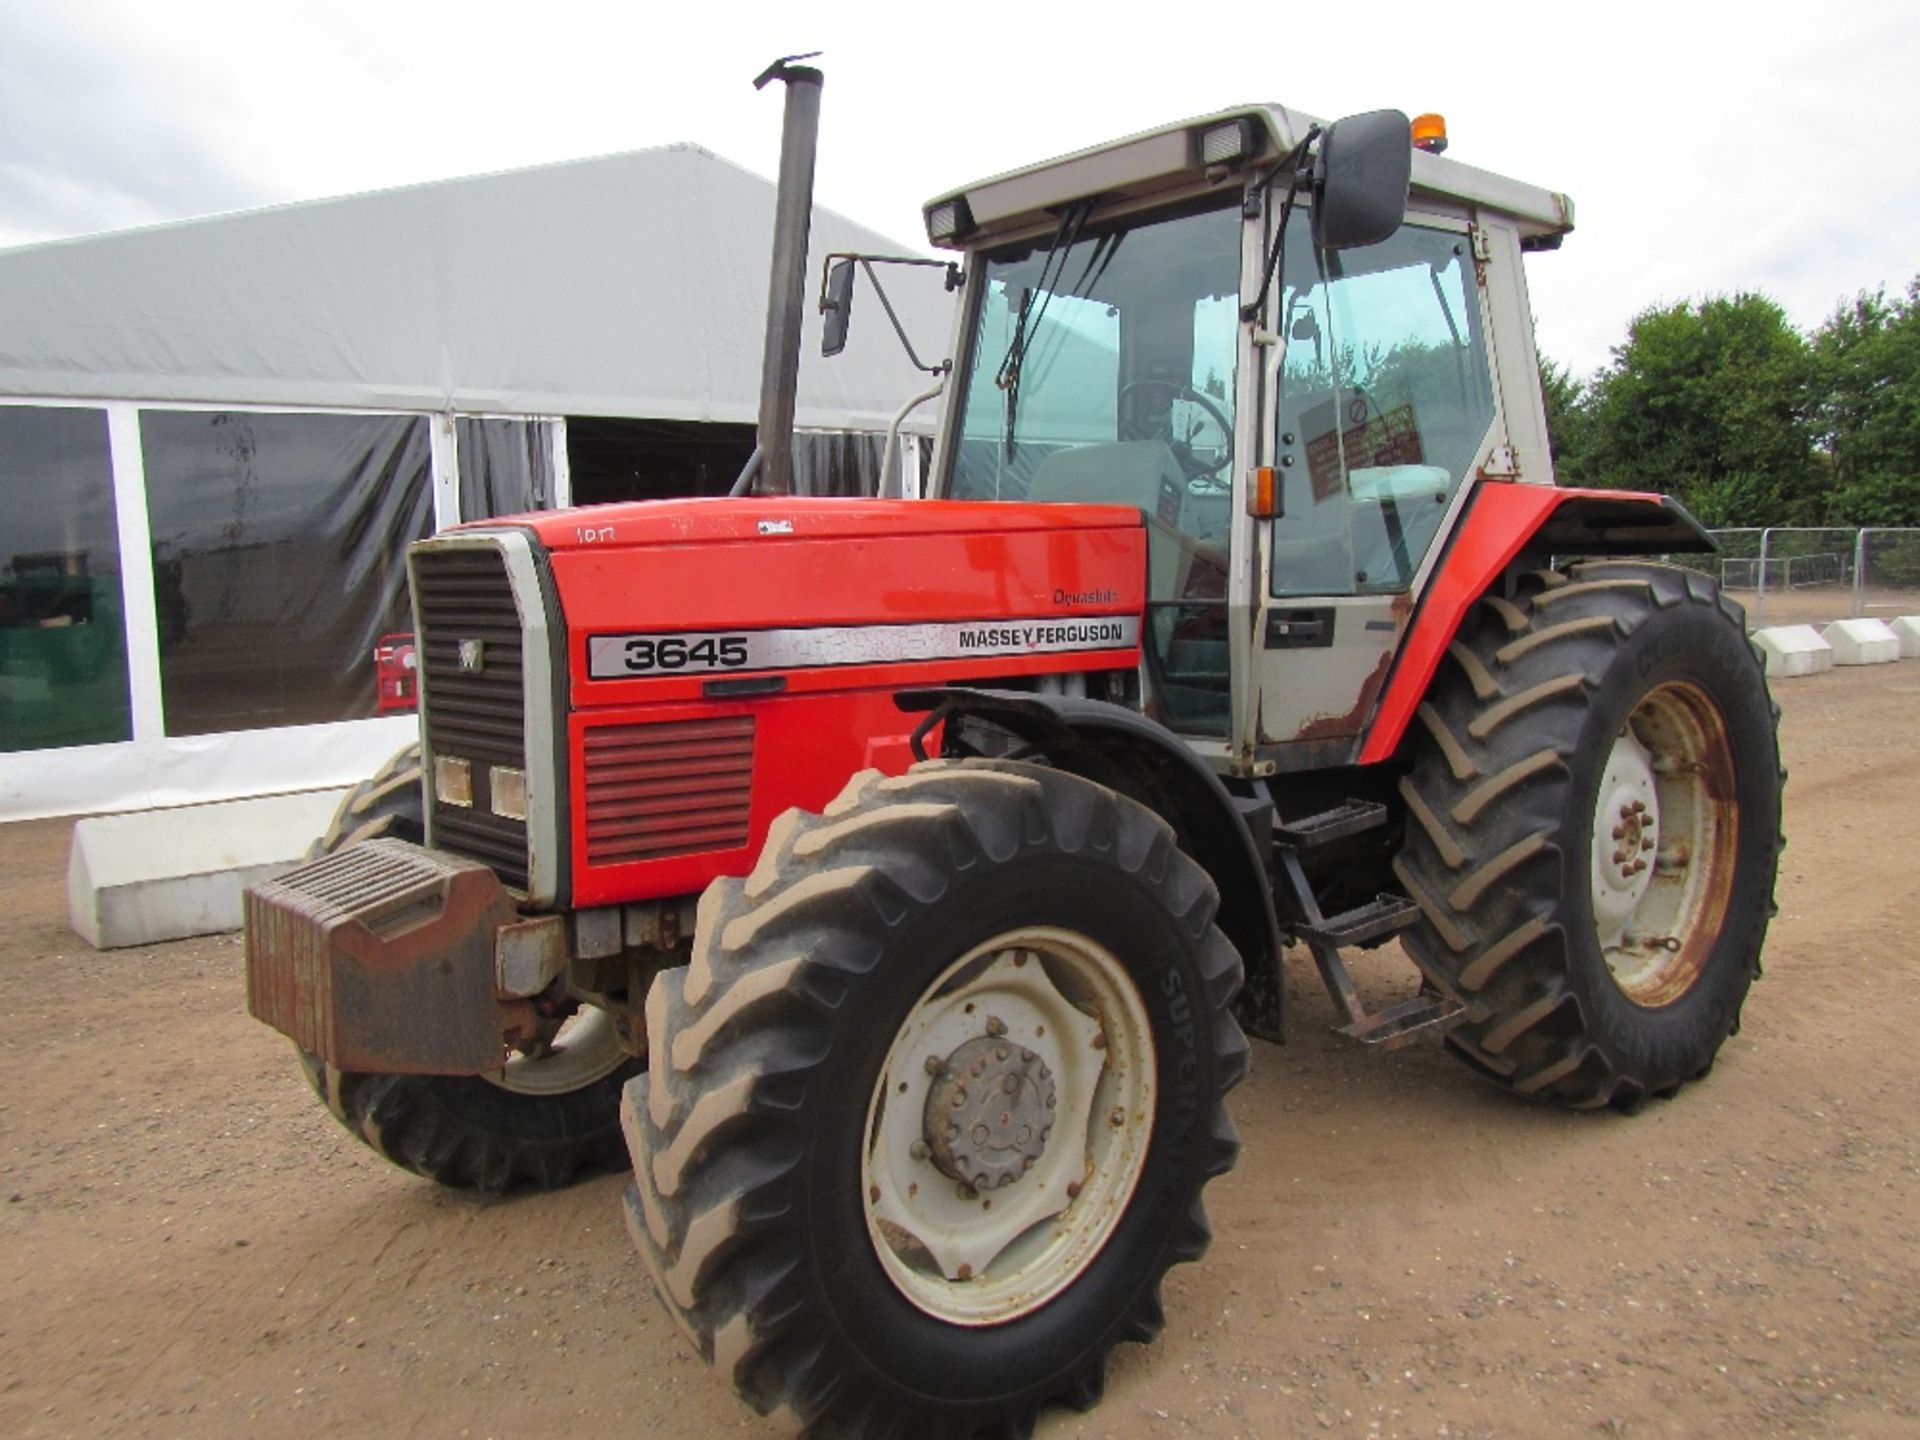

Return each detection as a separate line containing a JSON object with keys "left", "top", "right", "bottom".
{"left": 413, "top": 545, "right": 530, "bottom": 890}
{"left": 583, "top": 716, "right": 755, "bottom": 866}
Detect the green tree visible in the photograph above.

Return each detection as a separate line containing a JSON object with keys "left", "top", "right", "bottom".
{"left": 1581, "top": 293, "right": 1822, "bottom": 527}
{"left": 1813, "top": 277, "right": 1920, "bottom": 526}
{"left": 1538, "top": 356, "right": 1593, "bottom": 483}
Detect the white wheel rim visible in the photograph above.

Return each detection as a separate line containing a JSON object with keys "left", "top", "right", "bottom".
{"left": 861, "top": 927, "right": 1157, "bottom": 1326}
{"left": 1589, "top": 681, "right": 1737, "bottom": 1007}
{"left": 480, "top": 1005, "right": 629, "bottom": 1095}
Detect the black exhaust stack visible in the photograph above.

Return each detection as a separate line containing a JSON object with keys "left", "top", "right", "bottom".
{"left": 745, "top": 53, "right": 824, "bottom": 497}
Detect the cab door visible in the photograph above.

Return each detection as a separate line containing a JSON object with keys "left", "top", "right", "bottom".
{"left": 1248, "top": 211, "right": 1504, "bottom": 768}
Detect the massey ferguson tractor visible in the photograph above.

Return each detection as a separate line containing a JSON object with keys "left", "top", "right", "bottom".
{"left": 247, "top": 60, "right": 1782, "bottom": 1440}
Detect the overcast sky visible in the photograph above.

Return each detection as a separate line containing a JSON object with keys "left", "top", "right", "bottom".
{"left": 2, "top": 0, "right": 1916, "bottom": 378}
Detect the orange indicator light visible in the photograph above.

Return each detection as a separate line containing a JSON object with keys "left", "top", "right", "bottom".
{"left": 1248, "top": 467, "right": 1278, "bottom": 518}
{"left": 1412, "top": 113, "right": 1449, "bottom": 154}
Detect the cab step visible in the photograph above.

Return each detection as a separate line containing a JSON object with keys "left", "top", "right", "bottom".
{"left": 1299, "top": 893, "right": 1421, "bottom": 948}
{"left": 1273, "top": 840, "right": 1465, "bottom": 1053}
{"left": 1336, "top": 992, "right": 1467, "bottom": 1047}
{"left": 1274, "top": 800, "right": 1389, "bottom": 849}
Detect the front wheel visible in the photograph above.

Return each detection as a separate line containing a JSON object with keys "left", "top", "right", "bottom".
{"left": 624, "top": 760, "right": 1246, "bottom": 1438}
{"left": 1396, "top": 561, "right": 1783, "bottom": 1110}
{"left": 296, "top": 743, "right": 642, "bottom": 1192}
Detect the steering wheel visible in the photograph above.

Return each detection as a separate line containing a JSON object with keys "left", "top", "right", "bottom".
{"left": 1117, "top": 379, "right": 1233, "bottom": 484}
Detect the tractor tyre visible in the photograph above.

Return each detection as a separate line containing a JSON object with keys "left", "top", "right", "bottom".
{"left": 1395, "top": 561, "right": 1782, "bottom": 1111}
{"left": 623, "top": 760, "right": 1247, "bottom": 1438}
{"left": 296, "top": 744, "right": 642, "bottom": 1193}
{"left": 305, "top": 741, "right": 426, "bottom": 858}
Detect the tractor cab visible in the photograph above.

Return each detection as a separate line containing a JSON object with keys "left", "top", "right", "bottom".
{"left": 921, "top": 107, "right": 1575, "bottom": 773}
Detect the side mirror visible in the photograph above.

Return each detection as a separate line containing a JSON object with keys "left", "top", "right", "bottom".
{"left": 1312, "top": 110, "right": 1412, "bottom": 251}
{"left": 820, "top": 258, "right": 856, "bottom": 356}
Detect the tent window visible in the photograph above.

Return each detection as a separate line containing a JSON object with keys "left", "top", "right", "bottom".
{"left": 141, "top": 410, "right": 432, "bottom": 737}
{"left": 0, "top": 406, "right": 132, "bottom": 753}
{"left": 566, "top": 417, "right": 887, "bottom": 502}
{"left": 793, "top": 431, "right": 884, "bottom": 497}
{"left": 457, "top": 418, "right": 553, "bottom": 521}
{"left": 567, "top": 418, "right": 755, "bottom": 504}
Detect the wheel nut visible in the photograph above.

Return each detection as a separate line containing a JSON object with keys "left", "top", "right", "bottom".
{"left": 911, "top": 1139, "right": 931, "bottom": 1160}
{"left": 1067, "top": 1179, "right": 1082, "bottom": 1199}
{"left": 1641, "top": 837, "right": 1655, "bottom": 851}
{"left": 957, "top": 1264, "right": 973, "bottom": 1281}
{"left": 924, "top": 1055, "right": 944, "bottom": 1076}
{"left": 986, "top": 1015, "right": 1008, "bottom": 1037}
{"left": 1091, "top": 1033, "right": 1107, "bottom": 1050}
{"left": 1612, "top": 825, "right": 1627, "bottom": 840}
{"left": 869, "top": 1184, "right": 880, "bottom": 1203}
{"left": 1109, "top": 1106, "right": 1125, "bottom": 1127}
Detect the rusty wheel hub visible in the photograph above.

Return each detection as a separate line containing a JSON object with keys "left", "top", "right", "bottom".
{"left": 922, "top": 1032, "right": 1056, "bottom": 1192}
{"left": 1590, "top": 681, "right": 1737, "bottom": 1007}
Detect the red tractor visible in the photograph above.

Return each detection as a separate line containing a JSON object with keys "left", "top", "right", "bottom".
{"left": 248, "top": 63, "right": 1781, "bottom": 1439}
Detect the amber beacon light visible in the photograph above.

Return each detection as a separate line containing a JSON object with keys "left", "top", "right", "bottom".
{"left": 1412, "top": 113, "right": 1449, "bottom": 154}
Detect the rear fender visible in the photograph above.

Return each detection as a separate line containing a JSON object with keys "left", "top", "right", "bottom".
{"left": 897, "top": 687, "right": 1283, "bottom": 1036}
{"left": 1356, "top": 487, "right": 1713, "bottom": 766}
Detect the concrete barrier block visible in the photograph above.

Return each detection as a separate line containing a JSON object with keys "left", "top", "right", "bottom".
{"left": 1753, "top": 625, "right": 1834, "bottom": 679}
{"left": 1892, "top": 616, "right": 1920, "bottom": 659}
{"left": 68, "top": 788, "right": 348, "bottom": 949}
{"left": 1822, "top": 618, "right": 1902, "bottom": 666}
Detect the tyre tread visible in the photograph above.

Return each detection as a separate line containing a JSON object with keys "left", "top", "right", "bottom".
{"left": 1397, "top": 563, "right": 1782, "bottom": 1111}
{"left": 626, "top": 759, "right": 1247, "bottom": 1437}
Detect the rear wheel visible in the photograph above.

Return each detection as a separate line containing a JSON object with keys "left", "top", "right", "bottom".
{"left": 297, "top": 745, "right": 641, "bottom": 1192}
{"left": 624, "top": 760, "right": 1246, "bottom": 1437}
{"left": 1395, "top": 562, "right": 1782, "bottom": 1110}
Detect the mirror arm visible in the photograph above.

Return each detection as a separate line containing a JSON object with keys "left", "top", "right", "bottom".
{"left": 861, "top": 260, "right": 951, "bottom": 376}
{"left": 818, "top": 253, "right": 956, "bottom": 376}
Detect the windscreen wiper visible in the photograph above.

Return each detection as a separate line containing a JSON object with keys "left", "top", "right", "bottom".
{"left": 1241, "top": 125, "right": 1322, "bottom": 324}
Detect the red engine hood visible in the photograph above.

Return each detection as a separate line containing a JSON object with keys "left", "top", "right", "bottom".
{"left": 470, "top": 496, "right": 1150, "bottom": 713}
{"left": 484, "top": 496, "right": 1149, "bottom": 552}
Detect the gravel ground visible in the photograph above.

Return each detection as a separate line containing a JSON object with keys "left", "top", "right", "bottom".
{"left": 2, "top": 662, "right": 1916, "bottom": 1439}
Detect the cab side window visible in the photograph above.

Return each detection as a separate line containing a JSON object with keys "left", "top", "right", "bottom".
{"left": 1271, "top": 223, "right": 1496, "bottom": 597}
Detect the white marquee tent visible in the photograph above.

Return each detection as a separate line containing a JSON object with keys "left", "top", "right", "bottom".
{"left": 0, "top": 145, "right": 956, "bottom": 820}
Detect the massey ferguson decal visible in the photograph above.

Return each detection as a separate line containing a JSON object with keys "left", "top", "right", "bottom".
{"left": 587, "top": 616, "right": 1141, "bottom": 679}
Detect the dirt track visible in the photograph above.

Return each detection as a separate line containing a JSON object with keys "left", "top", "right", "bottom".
{"left": 3, "top": 664, "right": 1918, "bottom": 1439}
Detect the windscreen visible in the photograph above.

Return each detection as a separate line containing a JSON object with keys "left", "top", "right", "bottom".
{"left": 948, "top": 200, "right": 1241, "bottom": 509}
{"left": 946, "top": 199, "right": 1244, "bottom": 736}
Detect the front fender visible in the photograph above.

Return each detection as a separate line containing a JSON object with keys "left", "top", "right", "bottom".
{"left": 896, "top": 687, "right": 1284, "bottom": 1038}
{"left": 1356, "top": 486, "right": 1712, "bottom": 766}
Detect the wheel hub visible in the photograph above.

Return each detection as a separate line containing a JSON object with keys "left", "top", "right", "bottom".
{"left": 1587, "top": 681, "right": 1738, "bottom": 1007}
{"left": 923, "top": 1033, "right": 1056, "bottom": 1191}
{"left": 1591, "top": 727, "right": 1660, "bottom": 948}
{"left": 862, "top": 929, "right": 1156, "bottom": 1324}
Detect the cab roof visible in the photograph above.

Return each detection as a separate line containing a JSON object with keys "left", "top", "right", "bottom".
{"left": 922, "top": 104, "right": 1575, "bottom": 252}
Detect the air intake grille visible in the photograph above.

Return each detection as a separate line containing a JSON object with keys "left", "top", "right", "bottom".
{"left": 583, "top": 716, "right": 755, "bottom": 867}
{"left": 413, "top": 545, "right": 530, "bottom": 890}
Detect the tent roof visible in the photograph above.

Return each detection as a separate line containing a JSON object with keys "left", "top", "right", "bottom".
{"left": 0, "top": 145, "right": 954, "bottom": 432}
